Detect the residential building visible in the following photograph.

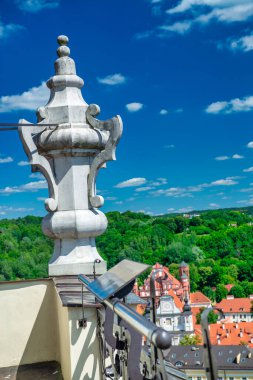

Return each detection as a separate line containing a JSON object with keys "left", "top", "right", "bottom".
{"left": 156, "top": 293, "right": 194, "bottom": 345}
{"left": 166, "top": 345, "right": 253, "bottom": 380}
{"left": 216, "top": 296, "right": 253, "bottom": 323}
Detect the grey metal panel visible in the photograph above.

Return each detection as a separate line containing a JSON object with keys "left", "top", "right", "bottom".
{"left": 80, "top": 259, "right": 149, "bottom": 301}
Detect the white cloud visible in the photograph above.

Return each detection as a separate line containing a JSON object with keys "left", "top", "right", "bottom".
{"left": 29, "top": 173, "right": 44, "bottom": 179}
{"left": 97, "top": 73, "right": 126, "bottom": 86}
{"left": 206, "top": 95, "right": 253, "bottom": 114}
{"left": 115, "top": 178, "right": 147, "bottom": 188}
{"left": 176, "top": 206, "right": 194, "bottom": 213}
{"left": 125, "top": 103, "right": 144, "bottom": 112}
{"left": 105, "top": 196, "right": 117, "bottom": 201}
{"left": 205, "top": 101, "right": 228, "bottom": 114}
{"left": 243, "top": 167, "right": 253, "bottom": 172}
{"left": 209, "top": 203, "right": 220, "bottom": 208}
{"left": 134, "top": 30, "right": 154, "bottom": 40}
{"left": 0, "top": 180, "right": 47, "bottom": 194}
{"left": 150, "top": 178, "right": 168, "bottom": 186}
{"left": 151, "top": 176, "right": 239, "bottom": 198}
{"left": 18, "top": 160, "right": 30, "bottom": 166}
{"left": 160, "top": 21, "right": 192, "bottom": 35}
{"left": 0, "top": 206, "right": 34, "bottom": 213}
{"left": 232, "top": 154, "right": 244, "bottom": 159}
{"left": 164, "top": 144, "right": 175, "bottom": 149}
{"left": 0, "top": 20, "right": 24, "bottom": 40}
{"left": 210, "top": 178, "right": 238, "bottom": 186}
{"left": 15, "top": 0, "right": 60, "bottom": 12}
{"left": 164, "top": 1, "right": 253, "bottom": 35}
{"left": 114, "top": 201, "right": 123, "bottom": 205}
{"left": 0, "top": 82, "right": 49, "bottom": 113}
{"left": 227, "top": 33, "right": 253, "bottom": 52}
{"left": 37, "top": 197, "right": 46, "bottom": 201}
{"left": 247, "top": 141, "right": 253, "bottom": 148}
{"left": 151, "top": 187, "right": 194, "bottom": 198}
{"left": 0, "top": 156, "right": 13, "bottom": 164}
{"left": 160, "top": 109, "right": 168, "bottom": 115}
{"left": 215, "top": 156, "right": 229, "bottom": 161}
{"left": 135, "top": 186, "right": 154, "bottom": 192}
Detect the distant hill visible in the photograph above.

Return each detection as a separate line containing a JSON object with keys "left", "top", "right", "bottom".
{"left": 0, "top": 208, "right": 253, "bottom": 300}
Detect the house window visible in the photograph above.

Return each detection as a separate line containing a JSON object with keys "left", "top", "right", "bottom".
{"left": 229, "top": 377, "right": 234, "bottom": 380}
{"left": 197, "top": 377, "right": 202, "bottom": 380}
{"left": 218, "top": 377, "right": 223, "bottom": 380}
{"left": 241, "top": 377, "right": 247, "bottom": 380}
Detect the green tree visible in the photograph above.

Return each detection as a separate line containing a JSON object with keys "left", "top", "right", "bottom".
{"left": 180, "top": 334, "right": 202, "bottom": 346}
{"left": 229, "top": 285, "right": 245, "bottom": 298}
{"left": 196, "top": 307, "right": 218, "bottom": 324}
{"left": 202, "top": 286, "right": 215, "bottom": 302}
{"left": 216, "top": 284, "right": 228, "bottom": 303}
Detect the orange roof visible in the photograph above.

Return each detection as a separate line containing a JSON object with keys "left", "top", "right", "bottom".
{"left": 224, "top": 284, "right": 234, "bottom": 292}
{"left": 195, "top": 322, "right": 253, "bottom": 347}
{"left": 216, "top": 298, "right": 252, "bottom": 313}
{"left": 190, "top": 292, "right": 211, "bottom": 305}
{"left": 167, "top": 289, "right": 183, "bottom": 312}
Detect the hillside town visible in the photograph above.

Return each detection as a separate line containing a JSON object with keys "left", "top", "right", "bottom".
{"left": 131, "top": 262, "right": 253, "bottom": 379}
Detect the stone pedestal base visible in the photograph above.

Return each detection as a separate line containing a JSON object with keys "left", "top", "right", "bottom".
{"left": 48, "top": 237, "right": 107, "bottom": 276}
{"left": 49, "top": 260, "right": 107, "bottom": 276}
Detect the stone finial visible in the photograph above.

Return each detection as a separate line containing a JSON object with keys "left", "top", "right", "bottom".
{"left": 54, "top": 34, "right": 76, "bottom": 76}
{"left": 57, "top": 35, "right": 70, "bottom": 57}
{"left": 18, "top": 35, "right": 123, "bottom": 276}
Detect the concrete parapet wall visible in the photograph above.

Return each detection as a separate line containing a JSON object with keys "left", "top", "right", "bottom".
{"left": 0, "top": 279, "right": 58, "bottom": 368}
{"left": 0, "top": 279, "right": 102, "bottom": 380}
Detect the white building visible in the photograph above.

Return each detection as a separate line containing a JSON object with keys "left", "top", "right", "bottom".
{"left": 156, "top": 295, "right": 194, "bottom": 345}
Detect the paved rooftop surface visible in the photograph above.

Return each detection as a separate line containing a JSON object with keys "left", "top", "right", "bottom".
{"left": 0, "top": 361, "right": 62, "bottom": 380}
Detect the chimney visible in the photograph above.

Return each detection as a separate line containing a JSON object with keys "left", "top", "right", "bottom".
{"left": 217, "top": 337, "right": 220, "bottom": 345}
{"left": 19, "top": 35, "right": 123, "bottom": 276}
{"left": 227, "top": 295, "right": 234, "bottom": 300}
{"left": 239, "top": 329, "right": 243, "bottom": 338}
{"left": 235, "top": 353, "right": 241, "bottom": 364}
{"left": 249, "top": 295, "right": 253, "bottom": 299}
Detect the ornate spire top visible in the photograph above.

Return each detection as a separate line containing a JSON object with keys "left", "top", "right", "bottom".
{"left": 54, "top": 34, "right": 76, "bottom": 76}
{"left": 57, "top": 35, "right": 70, "bottom": 57}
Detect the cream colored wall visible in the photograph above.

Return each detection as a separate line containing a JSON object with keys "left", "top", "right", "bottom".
{"left": 0, "top": 279, "right": 103, "bottom": 380}
{"left": 0, "top": 279, "right": 59, "bottom": 368}
{"left": 67, "top": 307, "right": 102, "bottom": 380}
{"left": 55, "top": 288, "right": 71, "bottom": 380}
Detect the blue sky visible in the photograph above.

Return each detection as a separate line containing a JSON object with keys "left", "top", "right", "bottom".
{"left": 1, "top": 0, "right": 253, "bottom": 218}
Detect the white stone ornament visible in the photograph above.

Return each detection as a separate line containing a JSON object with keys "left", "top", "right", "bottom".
{"left": 18, "top": 35, "right": 123, "bottom": 276}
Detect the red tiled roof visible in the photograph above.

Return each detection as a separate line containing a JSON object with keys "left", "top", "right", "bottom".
{"left": 167, "top": 289, "right": 183, "bottom": 312}
{"left": 190, "top": 292, "right": 211, "bottom": 305}
{"left": 225, "top": 284, "right": 234, "bottom": 292}
{"left": 195, "top": 322, "right": 253, "bottom": 347}
{"left": 216, "top": 298, "right": 253, "bottom": 313}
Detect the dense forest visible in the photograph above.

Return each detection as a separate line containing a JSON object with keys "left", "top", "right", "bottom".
{"left": 1, "top": 208, "right": 253, "bottom": 301}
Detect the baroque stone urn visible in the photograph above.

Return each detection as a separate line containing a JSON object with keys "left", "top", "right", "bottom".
{"left": 19, "top": 35, "right": 123, "bottom": 276}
